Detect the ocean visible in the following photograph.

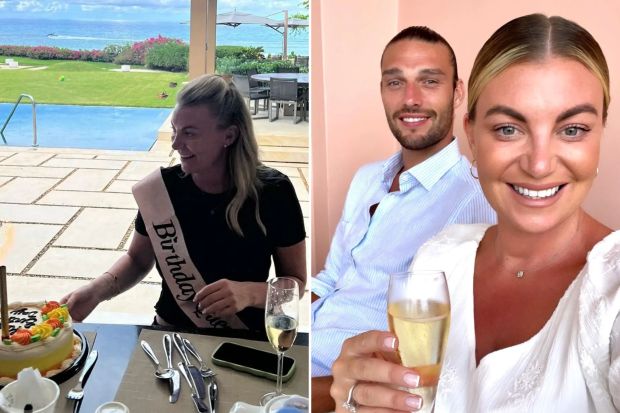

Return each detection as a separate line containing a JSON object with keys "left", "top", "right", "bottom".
{"left": 0, "top": 17, "right": 309, "bottom": 57}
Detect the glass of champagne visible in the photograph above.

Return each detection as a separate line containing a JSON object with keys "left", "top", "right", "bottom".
{"left": 260, "top": 277, "right": 299, "bottom": 406}
{"left": 387, "top": 270, "right": 450, "bottom": 412}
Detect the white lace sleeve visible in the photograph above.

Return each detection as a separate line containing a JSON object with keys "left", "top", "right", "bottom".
{"left": 610, "top": 312, "right": 620, "bottom": 410}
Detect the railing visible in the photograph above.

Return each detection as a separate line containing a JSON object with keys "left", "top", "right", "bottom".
{"left": 0, "top": 94, "right": 38, "bottom": 147}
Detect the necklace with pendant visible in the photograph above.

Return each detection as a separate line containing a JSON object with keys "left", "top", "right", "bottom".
{"left": 496, "top": 218, "right": 582, "bottom": 279}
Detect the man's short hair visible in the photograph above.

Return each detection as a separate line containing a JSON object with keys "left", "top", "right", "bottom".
{"left": 382, "top": 26, "right": 459, "bottom": 88}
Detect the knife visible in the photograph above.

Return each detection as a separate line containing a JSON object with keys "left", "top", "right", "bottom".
{"left": 209, "top": 377, "right": 218, "bottom": 413}
{"left": 172, "top": 333, "right": 206, "bottom": 399}
{"left": 163, "top": 334, "right": 181, "bottom": 403}
{"left": 178, "top": 362, "right": 212, "bottom": 413}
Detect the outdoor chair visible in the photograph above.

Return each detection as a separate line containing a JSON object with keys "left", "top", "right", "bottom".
{"left": 247, "top": 68, "right": 271, "bottom": 96}
{"left": 268, "top": 77, "right": 305, "bottom": 124}
{"left": 276, "top": 66, "right": 300, "bottom": 73}
{"left": 232, "top": 74, "right": 269, "bottom": 115}
{"left": 294, "top": 56, "right": 309, "bottom": 68}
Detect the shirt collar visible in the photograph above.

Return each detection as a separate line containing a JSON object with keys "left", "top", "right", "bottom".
{"left": 381, "top": 138, "right": 462, "bottom": 192}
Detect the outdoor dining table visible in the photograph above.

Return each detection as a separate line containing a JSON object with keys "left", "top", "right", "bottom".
{"left": 250, "top": 73, "right": 309, "bottom": 122}
{"left": 250, "top": 73, "right": 309, "bottom": 84}
{"left": 51, "top": 323, "right": 309, "bottom": 413}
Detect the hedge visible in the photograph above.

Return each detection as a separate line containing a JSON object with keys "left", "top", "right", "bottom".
{"left": 146, "top": 42, "right": 189, "bottom": 72}
{"left": 216, "top": 46, "right": 265, "bottom": 60}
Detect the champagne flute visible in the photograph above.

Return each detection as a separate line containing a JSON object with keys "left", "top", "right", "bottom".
{"left": 387, "top": 270, "right": 450, "bottom": 412}
{"left": 260, "top": 277, "right": 299, "bottom": 406}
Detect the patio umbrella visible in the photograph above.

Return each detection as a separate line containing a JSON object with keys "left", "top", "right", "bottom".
{"left": 216, "top": 9, "right": 306, "bottom": 59}
{"left": 217, "top": 10, "right": 280, "bottom": 28}
{"left": 276, "top": 18, "right": 309, "bottom": 29}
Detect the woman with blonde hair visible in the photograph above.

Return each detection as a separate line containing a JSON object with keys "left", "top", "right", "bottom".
{"left": 329, "top": 14, "right": 620, "bottom": 412}
{"left": 62, "top": 74, "right": 306, "bottom": 332}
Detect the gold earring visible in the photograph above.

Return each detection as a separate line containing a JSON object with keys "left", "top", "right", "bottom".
{"left": 470, "top": 159, "right": 479, "bottom": 180}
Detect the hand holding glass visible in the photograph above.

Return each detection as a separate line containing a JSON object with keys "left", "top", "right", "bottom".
{"left": 261, "top": 277, "right": 299, "bottom": 406}
{"left": 388, "top": 271, "right": 450, "bottom": 412}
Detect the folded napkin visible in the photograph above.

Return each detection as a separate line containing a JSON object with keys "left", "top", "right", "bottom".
{"left": 0, "top": 368, "right": 59, "bottom": 413}
{"left": 229, "top": 395, "right": 308, "bottom": 413}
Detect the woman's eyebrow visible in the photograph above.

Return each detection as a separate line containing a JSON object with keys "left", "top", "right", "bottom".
{"left": 484, "top": 105, "right": 526, "bottom": 122}
{"left": 484, "top": 104, "right": 599, "bottom": 123}
{"left": 556, "top": 104, "right": 598, "bottom": 122}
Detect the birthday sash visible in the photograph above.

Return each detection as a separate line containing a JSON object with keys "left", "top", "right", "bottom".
{"left": 132, "top": 169, "right": 248, "bottom": 329}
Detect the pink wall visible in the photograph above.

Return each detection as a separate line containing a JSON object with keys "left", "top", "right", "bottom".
{"left": 312, "top": 0, "right": 620, "bottom": 272}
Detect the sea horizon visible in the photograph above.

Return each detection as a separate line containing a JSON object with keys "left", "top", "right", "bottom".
{"left": 0, "top": 17, "right": 309, "bottom": 57}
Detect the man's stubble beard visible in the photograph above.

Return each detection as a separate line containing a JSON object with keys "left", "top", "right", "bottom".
{"left": 387, "top": 98, "right": 455, "bottom": 151}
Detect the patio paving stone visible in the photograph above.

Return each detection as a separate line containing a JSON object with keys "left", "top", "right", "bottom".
{"left": 260, "top": 146, "right": 308, "bottom": 163}
{"left": 96, "top": 153, "right": 172, "bottom": 162}
{"left": 304, "top": 217, "right": 310, "bottom": 237}
{"left": 257, "top": 134, "right": 308, "bottom": 148}
{"left": 38, "top": 190, "right": 137, "bottom": 209}
{"left": 117, "top": 160, "right": 171, "bottom": 180}
{"left": 54, "top": 153, "right": 96, "bottom": 159}
{"left": 56, "top": 168, "right": 118, "bottom": 191}
{"left": 0, "top": 152, "right": 55, "bottom": 166}
{"left": 300, "top": 167, "right": 309, "bottom": 183}
{"left": 0, "top": 176, "right": 10, "bottom": 186}
{"left": 42, "top": 158, "right": 127, "bottom": 170}
{"left": 0, "top": 203, "right": 79, "bottom": 224}
{"left": 1, "top": 223, "right": 62, "bottom": 273}
{"left": 264, "top": 161, "right": 307, "bottom": 169}
{"left": 0, "top": 177, "right": 60, "bottom": 203}
{"left": 270, "top": 165, "right": 300, "bottom": 177}
{"left": 0, "top": 165, "right": 74, "bottom": 178}
{"left": 28, "top": 247, "right": 126, "bottom": 278}
{"left": 105, "top": 179, "right": 137, "bottom": 193}
{"left": 299, "top": 201, "right": 309, "bottom": 217}
{"left": 289, "top": 176, "right": 309, "bottom": 202}
{"left": 122, "top": 229, "right": 136, "bottom": 251}
{"left": 54, "top": 208, "right": 136, "bottom": 249}
{"left": 28, "top": 246, "right": 161, "bottom": 282}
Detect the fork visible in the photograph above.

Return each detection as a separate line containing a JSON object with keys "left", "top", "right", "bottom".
{"left": 183, "top": 338, "right": 216, "bottom": 378}
{"left": 66, "top": 349, "right": 99, "bottom": 401}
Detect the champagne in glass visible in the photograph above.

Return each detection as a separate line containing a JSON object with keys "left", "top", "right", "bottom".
{"left": 261, "top": 277, "right": 299, "bottom": 406}
{"left": 266, "top": 313, "right": 298, "bottom": 352}
{"left": 388, "top": 271, "right": 450, "bottom": 412}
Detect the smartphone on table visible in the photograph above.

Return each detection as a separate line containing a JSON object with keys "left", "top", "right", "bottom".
{"left": 211, "top": 341, "right": 297, "bottom": 382}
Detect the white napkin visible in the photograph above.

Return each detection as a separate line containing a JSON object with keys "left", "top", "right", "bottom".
{"left": 229, "top": 395, "right": 308, "bottom": 413}
{"left": 0, "top": 392, "right": 9, "bottom": 413}
{"left": 0, "top": 368, "right": 54, "bottom": 412}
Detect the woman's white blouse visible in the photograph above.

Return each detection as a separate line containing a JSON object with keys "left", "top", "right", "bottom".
{"left": 410, "top": 224, "right": 620, "bottom": 412}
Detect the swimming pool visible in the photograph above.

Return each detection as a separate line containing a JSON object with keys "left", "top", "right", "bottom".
{"left": 0, "top": 103, "right": 171, "bottom": 151}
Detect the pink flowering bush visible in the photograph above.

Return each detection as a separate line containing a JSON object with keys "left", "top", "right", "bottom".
{"left": 0, "top": 45, "right": 114, "bottom": 62}
{"left": 0, "top": 36, "right": 186, "bottom": 65}
{"left": 113, "top": 35, "right": 184, "bottom": 65}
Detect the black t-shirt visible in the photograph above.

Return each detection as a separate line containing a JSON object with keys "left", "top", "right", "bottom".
{"left": 135, "top": 165, "right": 305, "bottom": 331}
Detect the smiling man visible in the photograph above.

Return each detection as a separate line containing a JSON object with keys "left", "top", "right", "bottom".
{"left": 310, "top": 26, "right": 496, "bottom": 412}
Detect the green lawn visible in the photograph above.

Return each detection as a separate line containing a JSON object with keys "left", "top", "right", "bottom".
{"left": 0, "top": 57, "right": 188, "bottom": 108}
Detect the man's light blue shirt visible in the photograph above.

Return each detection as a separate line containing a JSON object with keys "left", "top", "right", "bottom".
{"left": 311, "top": 139, "right": 496, "bottom": 376}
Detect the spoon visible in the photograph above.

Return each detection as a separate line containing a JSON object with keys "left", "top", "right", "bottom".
{"left": 183, "top": 338, "right": 216, "bottom": 378}
{"left": 141, "top": 340, "right": 174, "bottom": 379}
{"left": 163, "top": 334, "right": 181, "bottom": 403}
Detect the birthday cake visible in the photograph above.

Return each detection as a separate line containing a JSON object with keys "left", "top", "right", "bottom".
{"left": 0, "top": 301, "right": 79, "bottom": 381}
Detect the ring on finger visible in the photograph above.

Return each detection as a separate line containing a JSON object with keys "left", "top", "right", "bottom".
{"left": 342, "top": 382, "right": 359, "bottom": 413}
